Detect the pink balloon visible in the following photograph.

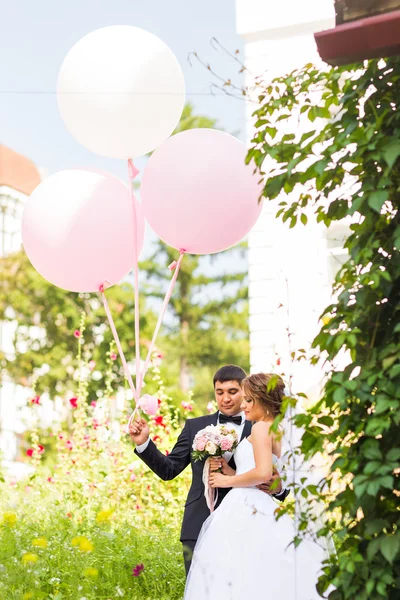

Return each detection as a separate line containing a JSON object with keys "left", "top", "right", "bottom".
{"left": 22, "top": 169, "right": 145, "bottom": 292}
{"left": 141, "top": 129, "right": 263, "bottom": 254}
{"left": 137, "top": 394, "right": 158, "bottom": 416}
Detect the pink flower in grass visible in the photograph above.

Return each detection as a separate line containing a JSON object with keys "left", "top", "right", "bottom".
{"left": 74, "top": 330, "right": 82, "bottom": 339}
{"left": 132, "top": 563, "right": 144, "bottom": 577}
{"left": 69, "top": 397, "right": 78, "bottom": 409}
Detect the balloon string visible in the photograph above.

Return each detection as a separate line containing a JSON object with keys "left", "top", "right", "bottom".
{"left": 99, "top": 284, "right": 136, "bottom": 398}
{"left": 128, "top": 159, "right": 141, "bottom": 403}
{"left": 137, "top": 250, "right": 185, "bottom": 397}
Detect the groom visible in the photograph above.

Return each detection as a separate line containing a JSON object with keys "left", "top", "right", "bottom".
{"left": 129, "top": 364, "right": 289, "bottom": 575}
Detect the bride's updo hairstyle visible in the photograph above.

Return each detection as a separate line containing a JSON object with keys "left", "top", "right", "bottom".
{"left": 243, "top": 373, "right": 285, "bottom": 418}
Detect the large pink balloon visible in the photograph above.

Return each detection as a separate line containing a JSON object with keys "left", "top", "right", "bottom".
{"left": 141, "top": 129, "right": 263, "bottom": 254}
{"left": 22, "top": 169, "right": 145, "bottom": 292}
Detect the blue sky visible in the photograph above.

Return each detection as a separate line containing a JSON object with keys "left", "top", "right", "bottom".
{"left": 0, "top": 0, "right": 245, "bottom": 184}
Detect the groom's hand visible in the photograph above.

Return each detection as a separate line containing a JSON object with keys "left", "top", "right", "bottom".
{"left": 129, "top": 417, "right": 150, "bottom": 446}
{"left": 257, "top": 470, "right": 282, "bottom": 495}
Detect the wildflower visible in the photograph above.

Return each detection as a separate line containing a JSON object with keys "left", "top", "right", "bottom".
{"left": 132, "top": 563, "right": 144, "bottom": 577}
{"left": 71, "top": 536, "right": 94, "bottom": 553}
{"left": 2, "top": 512, "right": 17, "bottom": 526}
{"left": 96, "top": 509, "right": 113, "bottom": 524}
{"left": 32, "top": 537, "right": 48, "bottom": 548}
{"left": 154, "top": 415, "right": 166, "bottom": 429}
{"left": 30, "top": 395, "right": 40, "bottom": 405}
{"left": 74, "top": 330, "right": 82, "bottom": 338}
{"left": 83, "top": 567, "right": 99, "bottom": 578}
{"left": 21, "top": 553, "right": 39, "bottom": 564}
{"left": 26, "top": 445, "right": 44, "bottom": 457}
{"left": 69, "top": 397, "right": 78, "bottom": 408}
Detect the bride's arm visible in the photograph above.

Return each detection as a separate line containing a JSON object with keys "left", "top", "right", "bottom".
{"left": 209, "top": 422, "right": 273, "bottom": 488}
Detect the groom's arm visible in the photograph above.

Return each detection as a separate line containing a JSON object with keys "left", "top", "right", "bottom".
{"left": 273, "top": 486, "right": 290, "bottom": 502}
{"left": 134, "top": 421, "right": 191, "bottom": 481}
{"left": 258, "top": 470, "right": 290, "bottom": 501}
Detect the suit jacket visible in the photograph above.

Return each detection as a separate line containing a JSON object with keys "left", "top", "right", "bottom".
{"left": 135, "top": 412, "right": 288, "bottom": 542}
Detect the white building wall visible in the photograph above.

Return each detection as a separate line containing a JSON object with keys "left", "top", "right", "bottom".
{"left": 235, "top": 1, "right": 343, "bottom": 401}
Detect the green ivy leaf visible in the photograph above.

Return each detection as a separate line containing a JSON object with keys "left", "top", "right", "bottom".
{"left": 383, "top": 140, "right": 400, "bottom": 169}
{"left": 380, "top": 534, "right": 400, "bottom": 564}
{"left": 367, "top": 190, "right": 389, "bottom": 213}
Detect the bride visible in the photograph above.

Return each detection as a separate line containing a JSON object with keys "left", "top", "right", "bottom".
{"left": 184, "top": 373, "right": 329, "bottom": 600}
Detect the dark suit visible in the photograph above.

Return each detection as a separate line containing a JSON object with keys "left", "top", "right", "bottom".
{"left": 135, "top": 411, "right": 289, "bottom": 574}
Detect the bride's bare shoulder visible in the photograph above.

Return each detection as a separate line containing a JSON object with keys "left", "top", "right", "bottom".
{"left": 251, "top": 421, "right": 273, "bottom": 437}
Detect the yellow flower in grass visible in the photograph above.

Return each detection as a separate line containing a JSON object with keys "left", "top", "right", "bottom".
{"left": 32, "top": 537, "right": 48, "bottom": 548}
{"left": 71, "top": 536, "right": 94, "bottom": 553}
{"left": 22, "top": 553, "right": 39, "bottom": 564}
{"left": 3, "top": 512, "right": 17, "bottom": 526}
{"left": 96, "top": 509, "right": 113, "bottom": 524}
{"left": 83, "top": 567, "right": 99, "bottom": 578}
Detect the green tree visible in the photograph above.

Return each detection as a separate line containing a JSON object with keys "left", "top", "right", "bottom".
{"left": 0, "top": 249, "right": 156, "bottom": 398}
{"left": 249, "top": 58, "right": 400, "bottom": 599}
{"left": 141, "top": 243, "right": 249, "bottom": 392}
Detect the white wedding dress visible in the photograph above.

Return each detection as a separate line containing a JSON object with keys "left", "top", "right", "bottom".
{"left": 184, "top": 438, "right": 328, "bottom": 600}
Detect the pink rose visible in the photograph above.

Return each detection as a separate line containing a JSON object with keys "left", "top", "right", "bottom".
{"left": 221, "top": 437, "right": 234, "bottom": 451}
{"left": 195, "top": 436, "right": 207, "bottom": 452}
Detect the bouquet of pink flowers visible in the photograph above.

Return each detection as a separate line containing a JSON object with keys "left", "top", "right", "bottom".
{"left": 192, "top": 424, "right": 239, "bottom": 461}
{"left": 192, "top": 425, "right": 239, "bottom": 512}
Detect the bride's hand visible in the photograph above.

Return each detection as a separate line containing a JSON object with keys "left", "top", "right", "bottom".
{"left": 209, "top": 472, "right": 231, "bottom": 488}
{"left": 209, "top": 457, "right": 236, "bottom": 476}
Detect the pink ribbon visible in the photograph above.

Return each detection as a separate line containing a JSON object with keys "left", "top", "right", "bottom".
{"left": 99, "top": 284, "right": 136, "bottom": 399}
{"left": 137, "top": 250, "right": 185, "bottom": 397}
{"left": 127, "top": 159, "right": 141, "bottom": 404}
{"left": 202, "top": 458, "right": 218, "bottom": 513}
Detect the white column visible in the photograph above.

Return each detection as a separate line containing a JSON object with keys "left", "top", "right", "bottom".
{"left": 236, "top": 1, "right": 335, "bottom": 400}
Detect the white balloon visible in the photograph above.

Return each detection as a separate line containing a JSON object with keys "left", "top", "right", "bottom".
{"left": 57, "top": 26, "right": 185, "bottom": 159}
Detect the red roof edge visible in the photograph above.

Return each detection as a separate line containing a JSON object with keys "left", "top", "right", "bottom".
{"left": 315, "top": 9, "right": 400, "bottom": 66}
